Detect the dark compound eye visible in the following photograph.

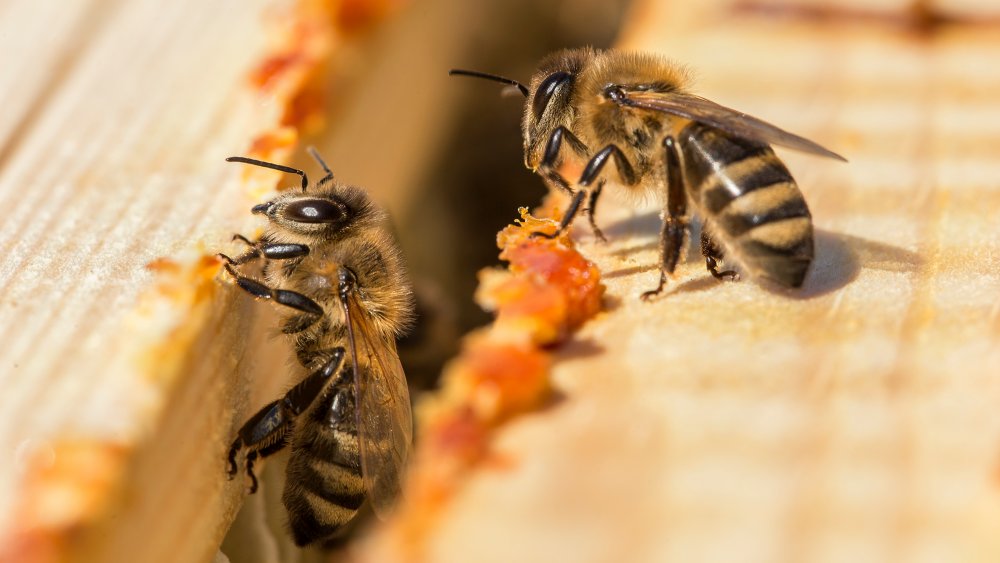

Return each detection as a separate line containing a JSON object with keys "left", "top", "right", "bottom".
{"left": 283, "top": 198, "right": 347, "bottom": 224}
{"left": 532, "top": 71, "right": 573, "bottom": 120}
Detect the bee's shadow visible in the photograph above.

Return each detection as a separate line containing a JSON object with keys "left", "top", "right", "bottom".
{"left": 782, "top": 229, "right": 920, "bottom": 299}
{"left": 598, "top": 210, "right": 702, "bottom": 262}
{"left": 598, "top": 211, "right": 920, "bottom": 298}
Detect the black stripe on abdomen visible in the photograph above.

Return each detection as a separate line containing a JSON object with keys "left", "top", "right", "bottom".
{"left": 679, "top": 122, "right": 795, "bottom": 216}
{"left": 299, "top": 461, "right": 366, "bottom": 510}
{"left": 282, "top": 420, "right": 365, "bottom": 546}
{"left": 701, "top": 162, "right": 794, "bottom": 215}
{"left": 680, "top": 121, "right": 771, "bottom": 181}
{"left": 283, "top": 454, "right": 365, "bottom": 546}
{"left": 716, "top": 192, "right": 811, "bottom": 238}
{"left": 740, "top": 229, "right": 814, "bottom": 287}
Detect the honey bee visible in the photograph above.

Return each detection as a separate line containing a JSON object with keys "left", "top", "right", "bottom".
{"left": 220, "top": 148, "right": 414, "bottom": 545}
{"left": 451, "top": 48, "right": 845, "bottom": 297}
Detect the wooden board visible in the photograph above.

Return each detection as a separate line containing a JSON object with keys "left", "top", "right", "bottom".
{"left": 0, "top": 1, "right": 342, "bottom": 561}
{"left": 359, "top": 1, "right": 1000, "bottom": 562}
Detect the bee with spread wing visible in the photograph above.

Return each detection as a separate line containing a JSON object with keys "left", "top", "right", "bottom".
{"left": 221, "top": 149, "right": 414, "bottom": 545}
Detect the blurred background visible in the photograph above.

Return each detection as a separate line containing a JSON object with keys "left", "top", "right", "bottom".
{"left": 304, "top": 0, "right": 633, "bottom": 390}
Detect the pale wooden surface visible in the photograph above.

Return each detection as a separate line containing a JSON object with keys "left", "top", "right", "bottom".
{"left": 361, "top": 1, "right": 1000, "bottom": 562}
{"left": 0, "top": 1, "right": 309, "bottom": 560}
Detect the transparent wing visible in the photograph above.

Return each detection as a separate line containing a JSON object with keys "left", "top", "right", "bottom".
{"left": 342, "top": 291, "right": 412, "bottom": 520}
{"left": 618, "top": 89, "right": 847, "bottom": 161}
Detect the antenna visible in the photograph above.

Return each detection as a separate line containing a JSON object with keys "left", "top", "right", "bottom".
{"left": 226, "top": 156, "right": 309, "bottom": 192}
{"left": 449, "top": 69, "right": 529, "bottom": 97}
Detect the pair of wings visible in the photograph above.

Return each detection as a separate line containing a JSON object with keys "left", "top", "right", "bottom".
{"left": 341, "top": 288, "right": 412, "bottom": 520}
{"left": 614, "top": 88, "right": 847, "bottom": 162}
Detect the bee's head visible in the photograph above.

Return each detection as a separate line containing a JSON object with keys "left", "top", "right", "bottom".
{"left": 449, "top": 48, "right": 595, "bottom": 171}
{"left": 520, "top": 48, "right": 595, "bottom": 170}
{"left": 252, "top": 187, "right": 378, "bottom": 240}
{"left": 227, "top": 153, "right": 380, "bottom": 241}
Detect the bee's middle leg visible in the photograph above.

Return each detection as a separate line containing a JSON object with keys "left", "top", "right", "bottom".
{"left": 221, "top": 263, "right": 324, "bottom": 331}
{"left": 577, "top": 144, "right": 638, "bottom": 243}
{"left": 641, "top": 136, "right": 687, "bottom": 301}
{"left": 585, "top": 181, "right": 607, "bottom": 242}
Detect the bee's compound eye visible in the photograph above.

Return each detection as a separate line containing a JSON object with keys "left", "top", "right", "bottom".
{"left": 283, "top": 198, "right": 346, "bottom": 224}
{"left": 532, "top": 71, "right": 572, "bottom": 120}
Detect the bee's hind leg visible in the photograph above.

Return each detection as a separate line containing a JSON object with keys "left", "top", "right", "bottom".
{"left": 226, "top": 349, "right": 346, "bottom": 493}
{"left": 227, "top": 437, "right": 243, "bottom": 477}
{"left": 700, "top": 230, "right": 739, "bottom": 281}
{"left": 245, "top": 451, "right": 260, "bottom": 494}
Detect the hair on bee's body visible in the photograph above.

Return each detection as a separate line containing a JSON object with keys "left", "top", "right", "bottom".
{"left": 220, "top": 149, "right": 415, "bottom": 546}
{"left": 452, "top": 47, "right": 844, "bottom": 298}
{"left": 255, "top": 188, "right": 413, "bottom": 365}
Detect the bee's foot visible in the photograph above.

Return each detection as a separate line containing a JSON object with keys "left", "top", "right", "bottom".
{"left": 711, "top": 269, "right": 739, "bottom": 282}
{"left": 640, "top": 287, "right": 664, "bottom": 301}
{"left": 231, "top": 233, "right": 254, "bottom": 245}
{"left": 640, "top": 272, "right": 669, "bottom": 301}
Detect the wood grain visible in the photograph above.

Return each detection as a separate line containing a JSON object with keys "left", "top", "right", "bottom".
{"left": 0, "top": 1, "right": 336, "bottom": 561}
{"left": 361, "top": 1, "right": 1000, "bottom": 562}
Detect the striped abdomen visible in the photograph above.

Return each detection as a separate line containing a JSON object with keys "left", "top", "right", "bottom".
{"left": 282, "top": 381, "right": 365, "bottom": 546}
{"left": 679, "top": 122, "right": 814, "bottom": 287}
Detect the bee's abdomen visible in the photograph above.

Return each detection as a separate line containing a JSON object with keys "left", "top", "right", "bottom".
{"left": 282, "top": 427, "right": 364, "bottom": 546}
{"left": 680, "top": 123, "right": 813, "bottom": 287}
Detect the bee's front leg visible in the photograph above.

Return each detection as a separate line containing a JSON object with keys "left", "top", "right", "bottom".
{"left": 532, "top": 126, "right": 591, "bottom": 240}
{"left": 226, "top": 400, "right": 287, "bottom": 494}
{"left": 218, "top": 234, "right": 263, "bottom": 266}
{"left": 219, "top": 235, "right": 310, "bottom": 266}
{"left": 538, "top": 125, "right": 588, "bottom": 195}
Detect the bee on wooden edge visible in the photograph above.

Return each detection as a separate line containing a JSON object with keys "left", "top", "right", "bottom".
{"left": 219, "top": 148, "right": 415, "bottom": 546}
{"left": 451, "top": 47, "right": 846, "bottom": 299}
